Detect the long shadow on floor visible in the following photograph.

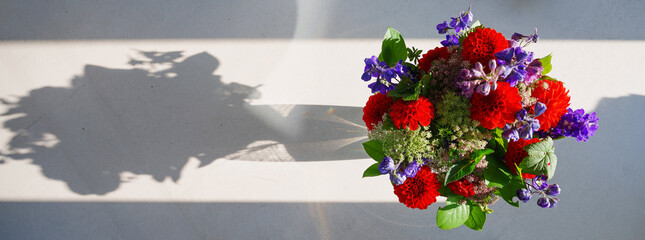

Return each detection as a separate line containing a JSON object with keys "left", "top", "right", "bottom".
{"left": 0, "top": 51, "right": 367, "bottom": 195}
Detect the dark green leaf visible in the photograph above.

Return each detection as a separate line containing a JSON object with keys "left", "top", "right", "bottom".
{"left": 444, "top": 161, "right": 477, "bottom": 185}
{"left": 379, "top": 27, "right": 407, "bottom": 67}
{"left": 483, "top": 155, "right": 512, "bottom": 188}
{"left": 496, "top": 174, "right": 525, "bottom": 207}
{"left": 520, "top": 137, "right": 557, "bottom": 179}
{"left": 362, "top": 163, "right": 382, "bottom": 178}
{"left": 486, "top": 128, "right": 507, "bottom": 159}
{"left": 387, "top": 76, "right": 421, "bottom": 101}
{"left": 444, "top": 149, "right": 492, "bottom": 185}
{"left": 464, "top": 203, "right": 486, "bottom": 231}
{"left": 471, "top": 148, "right": 494, "bottom": 162}
{"left": 362, "top": 140, "right": 384, "bottom": 162}
{"left": 539, "top": 54, "right": 552, "bottom": 75}
{"left": 437, "top": 200, "right": 471, "bottom": 230}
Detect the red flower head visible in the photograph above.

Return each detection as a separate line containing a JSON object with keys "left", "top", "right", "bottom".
{"left": 470, "top": 82, "right": 523, "bottom": 129}
{"left": 394, "top": 166, "right": 441, "bottom": 209}
{"left": 532, "top": 79, "right": 571, "bottom": 131}
{"left": 462, "top": 28, "right": 508, "bottom": 68}
{"left": 362, "top": 92, "right": 394, "bottom": 131}
{"left": 447, "top": 179, "right": 475, "bottom": 198}
{"left": 389, "top": 96, "right": 435, "bottom": 131}
{"left": 418, "top": 46, "right": 451, "bottom": 73}
{"left": 505, "top": 138, "right": 541, "bottom": 179}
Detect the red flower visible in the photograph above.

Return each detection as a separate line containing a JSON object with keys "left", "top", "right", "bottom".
{"left": 470, "top": 82, "right": 523, "bottom": 129}
{"left": 394, "top": 166, "right": 441, "bottom": 209}
{"left": 362, "top": 92, "right": 394, "bottom": 130}
{"left": 505, "top": 138, "right": 541, "bottom": 179}
{"left": 389, "top": 96, "right": 435, "bottom": 131}
{"left": 462, "top": 28, "right": 508, "bottom": 68}
{"left": 418, "top": 46, "right": 450, "bottom": 73}
{"left": 447, "top": 179, "right": 475, "bottom": 198}
{"left": 532, "top": 79, "right": 571, "bottom": 131}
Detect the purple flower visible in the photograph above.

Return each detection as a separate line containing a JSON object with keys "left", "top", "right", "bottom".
{"left": 516, "top": 188, "right": 532, "bottom": 203}
{"left": 524, "top": 59, "right": 543, "bottom": 84}
{"left": 403, "top": 161, "right": 420, "bottom": 178}
{"left": 503, "top": 127, "right": 520, "bottom": 142}
{"left": 441, "top": 34, "right": 460, "bottom": 46}
{"left": 516, "top": 109, "right": 528, "bottom": 120}
{"left": 555, "top": 108, "right": 599, "bottom": 142}
{"left": 537, "top": 197, "right": 551, "bottom": 208}
{"left": 548, "top": 198, "right": 558, "bottom": 208}
{"left": 378, "top": 157, "right": 396, "bottom": 174}
{"left": 389, "top": 172, "right": 407, "bottom": 185}
{"left": 532, "top": 175, "right": 548, "bottom": 191}
{"left": 546, "top": 184, "right": 561, "bottom": 196}
{"left": 534, "top": 102, "right": 547, "bottom": 117}
{"left": 361, "top": 56, "right": 403, "bottom": 94}
{"left": 436, "top": 21, "right": 450, "bottom": 34}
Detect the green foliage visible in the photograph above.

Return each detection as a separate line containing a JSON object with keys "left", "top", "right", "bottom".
{"left": 436, "top": 199, "right": 471, "bottom": 230}
{"left": 378, "top": 27, "right": 408, "bottom": 67}
{"left": 520, "top": 137, "right": 557, "bottom": 179}
{"left": 362, "top": 140, "right": 385, "bottom": 162}
{"left": 444, "top": 149, "right": 493, "bottom": 185}
{"left": 483, "top": 155, "right": 512, "bottom": 188}
{"left": 464, "top": 204, "right": 486, "bottom": 231}
{"left": 486, "top": 128, "right": 507, "bottom": 159}
{"left": 362, "top": 162, "right": 382, "bottom": 178}
{"left": 387, "top": 76, "right": 420, "bottom": 101}
{"left": 407, "top": 47, "right": 423, "bottom": 64}
{"left": 496, "top": 174, "right": 525, "bottom": 207}
{"left": 539, "top": 54, "right": 552, "bottom": 75}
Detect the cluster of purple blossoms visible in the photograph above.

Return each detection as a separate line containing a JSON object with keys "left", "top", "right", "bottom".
{"left": 456, "top": 60, "right": 506, "bottom": 98}
{"left": 378, "top": 157, "right": 421, "bottom": 185}
{"left": 502, "top": 103, "right": 546, "bottom": 141}
{"left": 539, "top": 108, "right": 599, "bottom": 142}
{"left": 516, "top": 175, "right": 561, "bottom": 208}
{"left": 361, "top": 56, "right": 406, "bottom": 94}
{"left": 436, "top": 6, "right": 473, "bottom": 46}
{"left": 495, "top": 40, "right": 543, "bottom": 87}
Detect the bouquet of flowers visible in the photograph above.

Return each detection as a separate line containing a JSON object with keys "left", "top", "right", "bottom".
{"left": 360, "top": 6, "right": 599, "bottom": 230}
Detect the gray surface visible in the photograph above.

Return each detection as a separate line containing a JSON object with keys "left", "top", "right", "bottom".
{"left": 1, "top": 0, "right": 644, "bottom": 239}
{"left": 1, "top": 0, "right": 644, "bottom": 40}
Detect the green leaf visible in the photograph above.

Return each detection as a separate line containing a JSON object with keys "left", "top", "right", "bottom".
{"left": 520, "top": 137, "right": 557, "bottom": 179}
{"left": 539, "top": 54, "right": 552, "bottom": 75}
{"left": 482, "top": 155, "right": 512, "bottom": 188}
{"left": 378, "top": 27, "right": 407, "bottom": 67}
{"left": 471, "top": 148, "right": 494, "bottom": 162}
{"left": 437, "top": 200, "right": 471, "bottom": 230}
{"left": 464, "top": 204, "right": 486, "bottom": 231}
{"left": 362, "top": 140, "right": 385, "bottom": 162}
{"left": 387, "top": 76, "right": 420, "bottom": 101}
{"left": 496, "top": 174, "right": 525, "bottom": 207}
{"left": 486, "top": 128, "right": 507, "bottom": 159}
{"left": 444, "top": 161, "right": 477, "bottom": 185}
{"left": 362, "top": 163, "right": 382, "bottom": 178}
{"left": 444, "top": 149, "right": 492, "bottom": 185}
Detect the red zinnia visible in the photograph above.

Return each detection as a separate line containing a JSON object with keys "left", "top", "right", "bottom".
{"left": 470, "top": 82, "right": 523, "bottom": 129}
{"left": 505, "top": 138, "right": 541, "bottom": 179}
{"left": 394, "top": 166, "right": 441, "bottom": 209}
{"left": 418, "top": 46, "right": 450, "bottom": 73}
{"left": 531, "top": 79, "right": 571, "bottom": 131}
{"left": 362, "top": 92, "right": 394, "bottom": 130}
{"left": 462, "top": 28, "right": 508, "bottom": 68}
{"left": 389, "top": 96, "right": 434, "bottom": 131}
{"left": 447, "top": 179, "right": 475, "bottom": 198}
